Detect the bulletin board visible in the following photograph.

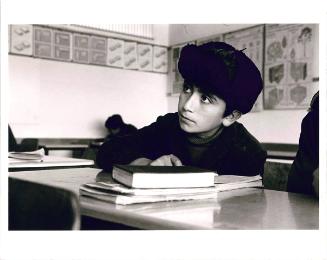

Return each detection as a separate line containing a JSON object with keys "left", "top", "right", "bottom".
{"left": 10, "top": 25, "right": 169, "bottom": 75}
{"left": 138, "top": 44, "right": 153, "bottom": 71}
{"left": 224, "top": 25, "right": 264, "bottom": 112}
{"left": 264, "top": 24, "right": 319, "bottom": 109}
{"left": 107, "top": 38, "right": 124, "bottom": 68}
{"left": 153, "top": 46, "right": 168, "bottom": 73}
{"left": 123, "top": 41, "right": 138, "bottom": 70}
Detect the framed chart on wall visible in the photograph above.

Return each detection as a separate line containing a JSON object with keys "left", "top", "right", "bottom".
{"left": 169, "top": 42, "right": 195, "bottom": 95}
{"left": 224, "top": 25, "right": 264, "bottom": 112}
{"left": 264, "top": 24, "right": 319, "bottom": 110}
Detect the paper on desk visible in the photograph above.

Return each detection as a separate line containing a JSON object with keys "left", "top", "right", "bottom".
{"left": 214, "top": 175, "right": 263, "bottom": 192}
{"left": 215, "top": 174, "right": 262, "bottom": 184}
{"left": 9, "top": 148, "right": 45, "bottom": 161}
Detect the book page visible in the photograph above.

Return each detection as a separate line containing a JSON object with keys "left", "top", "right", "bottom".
{"left": 215, "top": 174, "right": 262, "bottom": 184}
{"left": 8, "top": 148, "right": 45, "bottom": 160}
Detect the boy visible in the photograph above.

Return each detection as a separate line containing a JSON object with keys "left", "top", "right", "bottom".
{"left": 97, "top": 42, "right": 267, "bottom": 176}
{"left": 104, "top": 114, "right": 137, "bottom": 141}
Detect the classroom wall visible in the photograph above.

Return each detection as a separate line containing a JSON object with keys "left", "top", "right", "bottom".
{"left": 9, "top": 25, "right": 170, "bottom": 139}
{"left": 9, "top": 56, "right": 169, "bottom": 138}
{"left": 169, "top": 24, "right": 255, "bottom": 45}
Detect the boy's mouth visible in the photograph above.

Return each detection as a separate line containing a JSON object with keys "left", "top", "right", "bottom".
{"left": 179, "top": 114, "right": 195, "bottom": 124}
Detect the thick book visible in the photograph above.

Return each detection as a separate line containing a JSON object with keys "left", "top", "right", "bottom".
{"left": 82, "top": 174, "right": 219, "bottom": 196}
{"left": 112, "top": 164, "right": 216, "bottom": 188}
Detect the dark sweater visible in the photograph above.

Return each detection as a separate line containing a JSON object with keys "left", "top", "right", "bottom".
{"left": 96, "top": 113, "right": 267, "bottom": 176}
{"left": 287, "top": 92, "right": 319, "bottom": 195}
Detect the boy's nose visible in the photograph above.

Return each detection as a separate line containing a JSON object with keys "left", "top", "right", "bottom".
{"left": 183, "top": 94, "right": 197, "bottom": 112}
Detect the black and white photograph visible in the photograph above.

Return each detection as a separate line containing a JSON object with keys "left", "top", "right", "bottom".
{"left": 1, "top": 1, "right": 326, "bottom": 260}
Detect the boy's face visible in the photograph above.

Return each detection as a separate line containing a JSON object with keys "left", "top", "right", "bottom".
{"left": 178, "top": 82, "right": 227, "bottom": 137}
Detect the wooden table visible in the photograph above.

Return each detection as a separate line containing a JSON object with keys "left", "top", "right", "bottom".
{"left": 9, "top": 168, "right": 319, "bottom": 230}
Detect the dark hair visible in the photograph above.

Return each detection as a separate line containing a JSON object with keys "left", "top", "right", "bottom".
{"left": 105, "top": 114, "right": 124, "bottom": 129}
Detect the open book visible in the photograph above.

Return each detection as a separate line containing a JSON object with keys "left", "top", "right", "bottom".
{"left": 8, "top": 148, "right": 45, "bottom": 162}
{"left": 215, "top": 174, "right": 263, "bottom": 192}
{"left": 80, "top": 186, "right": 218, "bottom": 205}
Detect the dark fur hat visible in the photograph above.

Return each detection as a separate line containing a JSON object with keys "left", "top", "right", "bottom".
{"left": 178, "top": 42, "right": 263, "bottom": 114}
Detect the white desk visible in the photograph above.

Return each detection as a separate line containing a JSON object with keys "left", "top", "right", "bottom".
{"left": 9, "top": 156, "right": 94, "bottom": 171}
{"left": 9, "top": 168, "right": 319, "bottom": 230}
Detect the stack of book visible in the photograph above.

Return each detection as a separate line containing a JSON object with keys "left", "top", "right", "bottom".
{"left": 8, "top": 148, "right": 45, "bottom": 163}
{"left": 80, "top": 165, "right": 218, "bottom": 205}
{"left": 80, "top": 164, "right": 263, "bottom": 205}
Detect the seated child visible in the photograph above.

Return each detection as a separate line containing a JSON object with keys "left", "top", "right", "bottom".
{"left": 97, "top": 42, "right": 267, "bottom": 176}
{"left": 104, "top": 114, "right": 137, "bottom": 141}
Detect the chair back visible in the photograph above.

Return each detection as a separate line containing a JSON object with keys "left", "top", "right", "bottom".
{"left": 19, "top": 138, "right": 39, "bottom": 152}
{"left": 263, "top": 159, "right": 293, "bottom": 191}
{"left": 9, "top": 178, "right": 80, "bottom": 230}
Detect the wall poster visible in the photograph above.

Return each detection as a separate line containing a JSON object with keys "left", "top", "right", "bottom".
{"left": 264, "top": 24, "right": 318, "bottom": 109}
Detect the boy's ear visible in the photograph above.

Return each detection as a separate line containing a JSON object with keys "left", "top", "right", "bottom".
{"left": 222, "top": 110, "right": 242, "bottom": 127}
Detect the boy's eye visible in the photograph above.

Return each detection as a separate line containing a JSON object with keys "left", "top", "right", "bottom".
{"left": 201, "top": 95, "right": 212, "bottom": 104}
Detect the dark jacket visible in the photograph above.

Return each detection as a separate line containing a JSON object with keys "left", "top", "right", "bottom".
{"left": 105, "top": 124, "right": 137, "bottom": 140}
{"left": 97, "top": 113, "right": 267, "bottom": 175}
{"left": 287, "top": 92, "right": 319, "bottom": 195}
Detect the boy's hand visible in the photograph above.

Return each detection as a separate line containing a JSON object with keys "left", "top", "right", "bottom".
{"left": 150, "top": 154, "right": 183, "bottom": 166}
{"left": 129, "top": 157, "right": 152, "bottom": 165}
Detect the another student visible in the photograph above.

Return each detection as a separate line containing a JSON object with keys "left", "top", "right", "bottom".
{"left": 83, "top": 114, "right": 137, "bottom": 162}
{"left": 287, "top": 91, "right": 319, "bottom": 197}
{"left": 104, "top": 114, "right": 137, "bottom": 141}
{"left": 97, "top": 42, "right": 267, "bottom": 175}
